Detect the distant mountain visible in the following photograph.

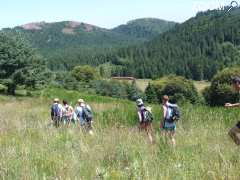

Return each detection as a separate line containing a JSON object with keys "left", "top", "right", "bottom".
{"left": 2, "top": 19, "right": 176, "bottom": 70}
{"left": 112, "top": 18, "right": 176, "bottom": 40}
{"left": 110, "top": 7, "right": 240, "bottom": 80}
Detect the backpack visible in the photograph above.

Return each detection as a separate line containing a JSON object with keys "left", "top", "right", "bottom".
{"left": 165, "top": 104, "right": 180, "bottom": 123}
{"left": 51, "top": 104, "right": 61, "bottom": 117}
{"left": 83, "top": 105, "right": 93, "bottom": 121}
{"left": 141, "top": 108, "right": 153, "bottom": 123}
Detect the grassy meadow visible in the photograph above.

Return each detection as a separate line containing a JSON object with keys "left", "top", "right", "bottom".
{"left": 0, "top": 88, "right": 240, "bottom": 179}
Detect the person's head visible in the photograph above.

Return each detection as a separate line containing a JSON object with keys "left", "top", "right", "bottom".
{"left": 63, "top": 100, "right": 68, "bottom": 106}
{"left": 232, "top": 76, "right": 240, "bottom": 91}
{"left": 162, "top": 95, "right": 169, "bottom": 105}
{"left": 78, "top": 99, "right": 85, "bottom": 106}
{"left": 136, "top": 98, "right": 144, "bottom": 107}
{"left": 53, "top": 98, "right": 59, "bottom": 103}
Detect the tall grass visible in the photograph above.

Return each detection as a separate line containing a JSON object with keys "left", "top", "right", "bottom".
{"left": 0, "top": 88, "right": 240, "bottom": 179}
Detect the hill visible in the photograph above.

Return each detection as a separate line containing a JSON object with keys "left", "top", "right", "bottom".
{"left": 112, "top": 18, "right": 176, "bottom": 41}
{"left": 0, "top": 87, "right": 239, "bottom": 179}
{"left": 2, "top": 19, "right": 175, "bottom": 70}
{"left": 110, "top": 7, "right": 240, "bottom": 80}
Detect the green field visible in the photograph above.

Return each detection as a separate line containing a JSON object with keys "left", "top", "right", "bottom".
{"left": 0, "top": 88, "right": 240, "bottom": 179}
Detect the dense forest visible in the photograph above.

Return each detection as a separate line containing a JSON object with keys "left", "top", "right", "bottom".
{"left": 2, "top": 19, "right": 175, "bottom": 71}
{"left": 110, "top": 7, "right": 240, "bottom": 80}
{"left": 2, "top": 7, "right": 240, "bottom": 80}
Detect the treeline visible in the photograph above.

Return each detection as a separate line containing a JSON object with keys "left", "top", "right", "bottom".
{"left": 44, "top": 7, "right": 240, "bottom": 80}
{"left": 107, "top": 7, "right": 240, "bottom": 80}
{"left": 2, "top": 19, "right": 175, "bottom": 71}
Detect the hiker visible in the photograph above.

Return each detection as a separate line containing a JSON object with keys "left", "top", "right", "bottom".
{"left": 225, "top": 77, "right": 240, "bottom": 145}
{"left": 62, "top": 100, "right": 74, "bottom": 126}
{"left": 51, "top": 98, "right": 63, "bottom": 127}
{"left": 136, "top": 98, "right": 154, "bottom": 143}
{"left": 74, "top": 99, "right": 94, "bottom": 134}
{"left": 161, "top": 95, "right": 180, "bottom": 146}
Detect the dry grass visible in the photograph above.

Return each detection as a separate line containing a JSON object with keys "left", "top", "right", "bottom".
{"left": 135, "top": 79, "right": 151, "bottom": 92}
{"left": 0, "top": 91, "right": 240, "bottom": 179}
{"left": 194, "top": 81, "right": 210, "bottom": 92}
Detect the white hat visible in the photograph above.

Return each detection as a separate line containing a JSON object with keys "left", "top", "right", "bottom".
{"left": 54, "top": 98, "right": 59, "bottom": 102}
{"left": 78, "top": 99, "right": 85, "bottom": 103}
{"left": 136, "top": 98, "right": 144, "bottom": 106}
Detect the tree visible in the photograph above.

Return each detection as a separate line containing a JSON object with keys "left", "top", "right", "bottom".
{"left": 72, "top": 65, "right": 97, "bottom": 82}
{"left": 203, "top": 66, "right": 240, "bottom": 106}
{"left": 145, "top": 75, "right": 199, "bottom": 104}
{"left": 0, "top": 32, "right": 51, "bottom": 94}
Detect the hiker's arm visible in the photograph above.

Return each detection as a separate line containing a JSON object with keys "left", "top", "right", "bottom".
{"left": 162, "top": 106, "right": 167, "bottom": 119}
{"left": 225, "top": 103, "right": 240, "bottom": 108}
{"left": 137, "top": 111, "right": 142, "bottom": 122}
{"left": 160, "top": 106, "right": 167, "bottom": 128}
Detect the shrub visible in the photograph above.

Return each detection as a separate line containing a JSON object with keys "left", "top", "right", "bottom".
{"left": 0, "top": 84, "right": 7, "bottom": 94}
{"left": 91, "top": 80, "right": 144, "bottom": 101}
{"left": 72, "top": 65, "right": 97, "bottom": 82}
{"left": 203, "top": 67, "right": 240, "bottom": 106}
{"left": 145, "top": 75, "right": 199, "bottom": 104}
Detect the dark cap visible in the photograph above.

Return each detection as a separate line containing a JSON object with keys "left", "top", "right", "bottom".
{"left": 232, "top": 76, "right": 240, "bottom": 84}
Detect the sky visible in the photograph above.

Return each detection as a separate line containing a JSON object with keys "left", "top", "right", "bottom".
{"left": 0, "top": 0, "right": 232, "bottom": 29}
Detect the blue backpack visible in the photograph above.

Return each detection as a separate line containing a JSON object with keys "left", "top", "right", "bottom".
{"left": 165, "top": 104, "right": 180, "bottom": 123}
{"left": 83, "top": 105, "right": 93, "bottom": 122}
{"left": 51, "top": 104, "right": 61, "bottom": 117}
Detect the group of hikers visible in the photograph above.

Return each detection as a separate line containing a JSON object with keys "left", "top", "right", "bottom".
{"left": 136, "top": 95, "right": 180, "bottom": 145}
{"left": 50, "top": 76, "right": 240, "bottom": 146}
{"left": 50, "top": 94, "right": 180, "bottom": 145}
{"left": 51, "top": 98, "right": 94, "bottom": 134}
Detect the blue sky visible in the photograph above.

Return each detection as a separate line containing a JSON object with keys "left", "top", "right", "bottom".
{"left": 0, "top": 0, "right": 231, "bottom": 29}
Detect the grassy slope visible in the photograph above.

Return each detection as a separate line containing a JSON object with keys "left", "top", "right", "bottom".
{"left": 0, "top": 88, "right": 240, "bottom": 179}
{"left": 135, "top": 79, "right": 210, "bottom": 93}
{"left": 193, "top": 81, "right": 210, "bottom": 92}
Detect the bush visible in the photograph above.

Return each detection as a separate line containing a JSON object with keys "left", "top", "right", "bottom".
{"left": 203, "top": 67, "right": 240, "bottom": 106}
{"left": 91, "top": 80, "right": 145, "bottom": 101}
{"left": 72, "top": 65, "right": 97, "bottom": 82}
{"left": 0, "top": 84, "right": 7, "bottom": 94}
{"left": 145, "top": 75, "right": 199, "bottom": 104}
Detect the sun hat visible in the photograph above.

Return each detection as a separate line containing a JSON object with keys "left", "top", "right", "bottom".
{"left": 78, "top": 99, "right": 85, "bottom": 103}
{"left": 136, "top": 98, "right": 144, "bottom": 106}
{"left": 54, "top": 98, "right": 59, "bottom": 102}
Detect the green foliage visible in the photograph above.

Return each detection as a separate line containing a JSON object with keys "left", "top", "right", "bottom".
{"left": 0, "top": 32, "right": 51, "bottom": 94}
{"left": 72, "top": 65, "right": 97, "bottom": 82}
{"left": 146, "top": 75, "right": 199, "bottom": 104}
{"left": 112, "top": 18, "right": 176, "bottom": 40}
{"left": 53, "top": 71, "right": 80, "bottom": 90}
{"left": 203, "top": 66, "right": 240, "bottom": 106}
{"left": 0, "top": 84, "right": 7, "bottom": 93}
{"left": 145, "top": 83, "right": 158, "bottom": 103}
{"left": 2, "top": 19, "right": 175, "bottom": 72}
{"left": 91, "top": 80, "right": 144, "bottom": 101}
{"left": 108, "top": 8, "right": 240, "bottom": 80}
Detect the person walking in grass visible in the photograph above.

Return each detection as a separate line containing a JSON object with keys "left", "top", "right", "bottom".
{"left": 224, "top": 77, "right": 240, "bottom": 145}
{"left": 62, "top": 100, "right": 74, "bottom": 126}
{"left": 161, "top": 95, "right": 180, "bottom": 146}
{"left": 74, "top": 99, "right": 94, "bottom": 135}
{"left": 136, "top": 98, "right": 154, "bottom": 143}
{"left": 51, "top": 98, "right": 63, "bottom": 127}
